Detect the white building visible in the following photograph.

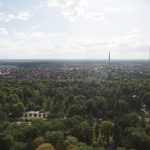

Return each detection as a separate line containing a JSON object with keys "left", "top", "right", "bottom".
{"left": 20, "top": 111, "right": 48, "bottom": 121}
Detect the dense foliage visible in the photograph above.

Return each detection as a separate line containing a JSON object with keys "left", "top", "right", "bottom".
{"left": 0, "top": 79, "right": 150, "bottom": 150}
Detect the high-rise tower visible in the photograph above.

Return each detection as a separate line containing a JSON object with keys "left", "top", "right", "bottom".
{"left": 108, "top": 52, "right": 110, "bottom": 67}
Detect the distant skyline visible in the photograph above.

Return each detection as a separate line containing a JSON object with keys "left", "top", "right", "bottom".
{"left": 0, "top": 0, "right": 150, "bottom": 60}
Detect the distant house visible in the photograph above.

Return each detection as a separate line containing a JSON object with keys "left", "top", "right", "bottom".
{"left": 19, "top": 111, "right": 48, "bottom": 121}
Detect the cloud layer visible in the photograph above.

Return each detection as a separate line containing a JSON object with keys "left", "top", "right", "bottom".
{"left": 0, "top": 27, "right": 149, "bottom": 59}
{"left": 0, "top": 0, "right": 149, "bottom": 59}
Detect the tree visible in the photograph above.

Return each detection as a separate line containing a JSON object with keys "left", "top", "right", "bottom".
{"left": 77, "top": 142, "right": 94, "bottom": 150}
{"left": 113, "top": 123, "right": 123, "bottom": 147}
{"left": 0, "top": 109, "right": 7, "bottom": 123}
{"left": 68, "top": 104, "right": 85, "bottom": 117}
{"left": 116, "top": 147, "right": 126, "bottom": 150}
{"left": 114, "top": 100, "right": 129, "bottom": 115}
{"left": 33, "top": 136, "right": 45, "bottom": 148}
{"left": 97, "top": 147, "right": 105, "bottom": 150}
{"left": 44, "top": 131, "right": 64, "bottom": 150}
{"left": 125, "top": 129, "right": 150, "bottom": 150}
{"left": 116, "top": 113, "right": 141, "bottom": 129}
{"left": 24, "top": 125, "right": 41, "bottom": 140}
{"left": 142, "top": 92, "right": 150, "bottom": 110}
{"left": 36, "top": 143, "right": 55, "bottom": 150}
{"left": 0, "top": 134, "right": 15, "bottom": 150}
{"left": 23, "top": 87, "right": 33, "bottom": 99}
{"left": 64, "top": 135, "right": 78, "bottom": 150}
{"left": 11, "top": 102, "right": 25, "bottom": 118}
{"left": 100, "top": 121, "right": 114, "bottom": 145}
{"left": 7, "top": 94, "right": 20, "bottom": 104}
{"left": 146, "top": 127, "right": 150, "bottom": 136}
{"left": 10, "top": 141, "right": 26, "bottom": 150}
{"left": 72, "top": 121, "right": 93, "bottom": 144}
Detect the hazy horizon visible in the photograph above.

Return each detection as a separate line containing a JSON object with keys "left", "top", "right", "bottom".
{"left": 0, "top": 58, "right": 149, "bottom": 62}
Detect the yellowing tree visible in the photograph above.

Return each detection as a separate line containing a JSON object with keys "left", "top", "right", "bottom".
{"left": 36, "top": 143, "right": 55, "bottom": 150}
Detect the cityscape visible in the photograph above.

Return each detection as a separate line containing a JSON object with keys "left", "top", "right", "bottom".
{"left": 0, "top": 0, "right": 150, "bottom": 150}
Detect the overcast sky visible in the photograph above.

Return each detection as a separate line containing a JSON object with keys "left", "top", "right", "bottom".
{"left": 0, "top": 0, "right": 150, "bottom": 60}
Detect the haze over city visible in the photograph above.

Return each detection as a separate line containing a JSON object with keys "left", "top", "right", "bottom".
{"left": 0, "top": 0, "right": 150, "bottom": 60}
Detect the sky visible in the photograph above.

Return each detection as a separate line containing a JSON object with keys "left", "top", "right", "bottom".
{"left": 0, "top": 0, "right": 150, "bottom": 60}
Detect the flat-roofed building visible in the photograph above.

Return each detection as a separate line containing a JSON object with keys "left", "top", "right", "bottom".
{"left": 20, "top": 111, "right": 48, "bottom": 121}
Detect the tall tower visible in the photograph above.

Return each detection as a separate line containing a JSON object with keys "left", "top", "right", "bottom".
{"left": 108, "top": 52, "right": 110, "bottom": 67}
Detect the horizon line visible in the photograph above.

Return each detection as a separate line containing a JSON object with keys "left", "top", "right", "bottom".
{"left": 0, "top": 58, "right": 149, "bottom": 61}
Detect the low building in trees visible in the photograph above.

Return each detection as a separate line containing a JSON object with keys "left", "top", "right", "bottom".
{"left": 19, "top": 111, "right": 48, "bottom": 121}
